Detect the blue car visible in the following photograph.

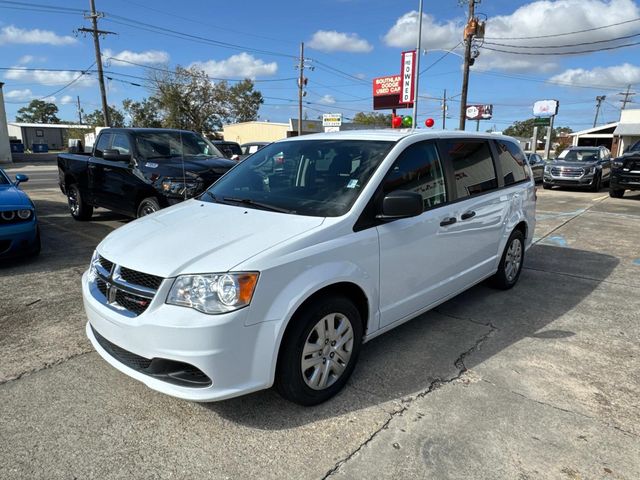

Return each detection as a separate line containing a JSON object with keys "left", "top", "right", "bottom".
{"left": 0, "top": 168, "right": 40, "bottom": 259}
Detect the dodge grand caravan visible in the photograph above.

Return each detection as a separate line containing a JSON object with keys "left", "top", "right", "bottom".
{"left": 83, "top": 130, "right": 536, "bottom": 406}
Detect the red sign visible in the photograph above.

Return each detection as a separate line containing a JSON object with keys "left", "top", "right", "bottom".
{"left": 373, "top": 75, "right": 401, "bottom": 97}
{"left": 400, "top": 50, "right": 416, "bottom": 104}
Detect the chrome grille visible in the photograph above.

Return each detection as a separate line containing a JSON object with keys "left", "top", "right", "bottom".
{"left": 91, "top": 254, "right": 163, "bottom": 316}
{"left": 551, "top": 167, "right": 584, "bottom": 178}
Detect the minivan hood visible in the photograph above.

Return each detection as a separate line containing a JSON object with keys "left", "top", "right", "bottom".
{"left": 97, "top": 200, "right": 325, "bottom": 278}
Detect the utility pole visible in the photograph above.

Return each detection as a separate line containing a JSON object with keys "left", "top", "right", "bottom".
{"left": 78, "top": 0, "right": 115, "bottom": 127}
{"left": 442, "top": 89, "right": 447, "bottom": 129}
{"left": 76, "top": 96, "right": 83, "bottom": 124}
{"left": 619, "top": 84, "right": 636, "bottom": 109}
{"left": 532, "top": 126, "right": 538, "bottom": 154}
{"left": 458, "top": 0, "right": 480, "bottom": 131}
{"left": 297, "top": 42, "right": 305, "bottom": 136}
{"left": 412, "top": 0, "right": 424, "bottom": 128}
{"left": 593, "top": 95, "right": 605, "bottom": 128}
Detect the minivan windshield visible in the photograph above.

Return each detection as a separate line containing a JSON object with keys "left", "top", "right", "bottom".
{"left": 561, "top": 149, "right": 600, "bottom": 162}
{"left": 134, "top": 132, "right": 224, "bottom": 160}
{"left": 202, "top": 139, "right": 395, "bottom": 217}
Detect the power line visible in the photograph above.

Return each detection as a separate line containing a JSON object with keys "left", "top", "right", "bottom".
{"left": 481, "top": 39, "right": 640, "bottom": 55}
{"left": 484, "top": 31, "right": 640, "bottom": 49}
{"left": 484, "top": 17, "right": 640, "bottom": 40}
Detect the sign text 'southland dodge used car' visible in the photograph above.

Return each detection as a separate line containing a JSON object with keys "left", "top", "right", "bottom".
{"left": 83, "top": 130, "right": 536, "bottom": 405}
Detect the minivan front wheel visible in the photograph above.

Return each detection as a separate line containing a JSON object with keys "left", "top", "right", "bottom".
{"left": 276, "top": 296, "right": 363, "bottom": 406}
{"left": 491, "top": 230, "right": 525, "bottom": 290}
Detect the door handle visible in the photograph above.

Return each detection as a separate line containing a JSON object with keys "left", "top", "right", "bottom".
{"left": 440, "top": 217, "right": 457, "bottom": 227}
{"left": 461, "top": 210, "right": 476, "bottom": 220}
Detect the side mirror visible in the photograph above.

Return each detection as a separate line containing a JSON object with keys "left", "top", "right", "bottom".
{"left": 14, "top": 174, "right": 29, "bottom": 185}
{"left": 103, "top": 149, "right": 131, "bottom": 162}
{"left": 377, "top": 190, "right": 423, "bottom": 220}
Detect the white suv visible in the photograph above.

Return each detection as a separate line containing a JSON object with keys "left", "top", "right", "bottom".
{"left": 83, "top": 130, "right": 536, "bottom": 405}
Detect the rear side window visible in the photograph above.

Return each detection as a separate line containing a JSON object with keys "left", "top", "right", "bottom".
{"left": 444, "top": 140, "right": 498, "bottom": 198}
{"left": 495, "top": 140, "right": 528, "bottom": 185}
{"left": 382, "top": 141, "right": 446, "bottom": 210}
{"left": 94, "top": 133, "right": 112, "bottom": 158}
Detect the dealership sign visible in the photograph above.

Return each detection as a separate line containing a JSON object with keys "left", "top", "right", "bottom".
{"left": 372, "top": 74, "right": 412, "bottom": 110}
{"left": 533, "top": 99, "right": 559, "bottom": 118}
{"left": 465, "top": 104, "right": 493, "bottom": 120}
{"left": 322, "top": 113, "right": 342, "bottom": 127}
{"left": 400, "top": 50, "right": 416, "bottom": 104}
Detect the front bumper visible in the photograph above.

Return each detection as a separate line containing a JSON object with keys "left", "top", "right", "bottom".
{"left": 611, "top": 171, "right": 640, "bottom": 191}
{"left": 543, "top": 171, "right": 596, "bottom": 186}
{"left": 82, "top": 271, "right": 279, "bottom": 402}
{"left": 0, "top": 218, "right": 38, "bottom": 258}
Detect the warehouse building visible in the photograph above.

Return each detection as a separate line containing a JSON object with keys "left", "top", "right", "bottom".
{"left": 7, "top": 122, "right": 92, "bottom": 152}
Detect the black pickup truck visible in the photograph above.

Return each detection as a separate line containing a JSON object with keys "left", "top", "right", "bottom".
{"left": 58, "top": 128, "right": 235, "bottom": 219}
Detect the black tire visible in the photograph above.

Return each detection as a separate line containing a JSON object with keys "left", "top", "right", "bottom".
{"left": 275, "top": 295, "right": 363, "bottom": 406}
{"left": 590, "top": 174, "right": 601, "bottom": 192}
{"left": 609, "top": 188, "right": 625, "bottom": 198}
{"left": 490, "top": 229, "right": 525, "bottom": 290}
{"left": 67, "top": 184, "right": 93, "bottom": 220}
{"left": 542, "top": 182, "right": 552, "bottom": 190}
{"left": 29, "top": 227, "right": 41, "bottom": 257}
{"left": 137, "top": 197, "right": 161, "bottom": 218}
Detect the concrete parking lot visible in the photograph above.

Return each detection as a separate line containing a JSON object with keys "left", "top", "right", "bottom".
{"left": 1, "top": 163, "right": 639, "bottom": 479}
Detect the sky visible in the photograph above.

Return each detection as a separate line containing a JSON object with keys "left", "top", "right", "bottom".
{"left": 1, "top": 0, "right": 640, "bottom": 132}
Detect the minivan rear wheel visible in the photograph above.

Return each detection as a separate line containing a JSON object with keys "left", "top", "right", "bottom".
{"left": 491, "top": 230, "right": 525, "bottom": 290}
{"left": 275, "top": 296, "right": 363, "bottom": 406}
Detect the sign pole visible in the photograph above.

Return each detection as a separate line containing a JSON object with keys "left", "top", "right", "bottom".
{"left": 532, "top": 126, "right": 538, "bottom": 154}
{"left": 412, "top": 0, "right": 424, "bottom": 128}
{"left": 544, "top": 115, "right": 555, "bottom": 160}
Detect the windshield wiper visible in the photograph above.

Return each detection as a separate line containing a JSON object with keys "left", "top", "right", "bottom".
{"left": 222, "top": 196, "right": 293, "bottom": 213}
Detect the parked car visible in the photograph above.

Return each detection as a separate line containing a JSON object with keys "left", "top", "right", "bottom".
{"left": 525, "top": 152, "right": 544, "bottom": 182}
{"left": 240, "top": 142, "right": 269, "bottom": 159}
{"left": 83, "top": 130, "right": 536, "bottom": 405}
{"left": 543, "top": 146, "right": 611, "bottom": 191}
{"left": 610, "top": 140, "right": 640, "bottom": 198}
{"left": 58, "top": 128, "right": 235, "bottom": 220}
{"left": 0, "top": 169, "right": 40, "bottom": 259}
{"left": 211, "top": 140, "right": 242, "bottom": 161}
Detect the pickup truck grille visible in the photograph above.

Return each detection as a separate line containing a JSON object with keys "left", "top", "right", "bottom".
{"left": 551, "top": 166, "right": 584, "bottom": 178}
{"left": 91, "top": 254, "right": 164, "bottom": 316}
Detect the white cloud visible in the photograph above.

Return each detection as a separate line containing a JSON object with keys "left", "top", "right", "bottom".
{"left": 4, "top": 68, "right": 95, "bottom": 87}
{"left": 549, "top": 63, "right": 640, "bottom": 87}
{"left": 60, "top": 95, "right": 74, "bottom": 104}
{"left": 0, "top": 25, "right": 76, "bottom": 46}
{"left": 104, "top": 49, "right": 170, "bottom": 66}
{"left": 189, "top": 53, "right": 278, "bottom": 79}
{"left": 41, "top": 96, "right": 56, "bottom": 103}
{"left": 18, "top": 55, "right": 34, "bottom": 65}
{"left": 383, "top": 0, "right": 640, "bottom": 73}
{"left": 308, "top": 30, "right": 373, "bottom": 53}
{"left": 5, "top": 89, "right": 33, "bottom": 100}
{"left": 319, "top": 94, "right": 336, "bottom": 104}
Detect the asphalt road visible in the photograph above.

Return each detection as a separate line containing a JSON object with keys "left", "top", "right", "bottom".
{"left": 1, "top": 164, "right": 639, "bottom": 479}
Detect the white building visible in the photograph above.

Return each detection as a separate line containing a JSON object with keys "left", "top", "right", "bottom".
{"left": 0, "top": 83, "right": 11, "bottom": 164}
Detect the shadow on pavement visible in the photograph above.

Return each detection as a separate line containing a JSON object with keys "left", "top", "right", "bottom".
{"left": 207, "top": 244, "right": 618, "bottom": 429}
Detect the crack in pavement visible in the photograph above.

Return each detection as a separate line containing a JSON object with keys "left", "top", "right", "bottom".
{"left": 0, "top": 350, "right": 94, "bottom": 387}
{"left": 322, "top": 316, "right": 497, "bottom": 479}
{"left": 480, "top": 379, "right": 640, "bottom": 440}
{"left": 523, "top": 265, "right": 640, "bottom": 289}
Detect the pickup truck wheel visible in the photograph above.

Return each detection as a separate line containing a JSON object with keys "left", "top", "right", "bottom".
{"left": 490, "top": 229, "right": 525, "bottom": 290}
{"left": 137, "top": 197, "right": 160, "bottom": 218}
{"left": 609, "top": 188, "right": 625, "bottom": 198}
{"left": 67, "top": 184, "right": 93, "bottom": 220}
{"left": 275, "top": 296, "right": 363, "bottom": 406}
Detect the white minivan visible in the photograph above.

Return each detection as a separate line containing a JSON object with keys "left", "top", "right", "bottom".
{"left": 83, "top": 130, "right": 536, "bottom": 405}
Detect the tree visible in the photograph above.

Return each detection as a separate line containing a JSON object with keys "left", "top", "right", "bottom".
{"left": 503, "top": 118, "right": 573, "bottom": 146}
{"left": 15, "top": 99, "right": 60, "bottom": 124}
{"left": 122, "top": 98, "right": 162, "bottom": 128}
{"left": 352, "top": 111, "right": 393, "bottom": 127}
{"left": 147, "top": 66, "right": 264, "bottom": 132}
{"left": 83, "top": 106, "right": 125, "bottom": 127}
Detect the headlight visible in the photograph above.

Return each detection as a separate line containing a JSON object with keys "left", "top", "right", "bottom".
{"left": 166, "top": 272, "right": 259, "bottom": 314}
{"left": 161, "top": 178, "right": 201, "bottom": 197}
{"left": 87, "top": 250, "right": 99, "bottom": 281}
{"left": 612, "top": 159, "right": 624, "bottom": 168}
{"left": 1, "top": 210, "right": 15, "bottom": 221}
{"left": 588, "top": 166, "right": 596, "bottom": 174}
{"left": 544, "top": 164, "right": 551, "bottom": 172}
{"left": 17, "top": 209, "right": 33, "bottom": 219}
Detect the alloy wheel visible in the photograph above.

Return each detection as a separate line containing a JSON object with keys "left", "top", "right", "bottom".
{"left": 504, "top": 238, "right": 522, "bottom": 282}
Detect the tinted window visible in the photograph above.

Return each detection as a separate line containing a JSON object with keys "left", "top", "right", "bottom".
{"left": 445, "top": 140, "right": 498, "bottom": 198}
{"left": 134, "top": 132, "right": 223, "bottom": 160}
{"left": 382, "top": 141, "right": 446, "bottom": 210}
{"left": 94, "top": 133, "right": 112, "bottom": 158}
{"left": 0, "top": 170, "right": 9, "bottom": 185}
{"left": 496, "top": 140, "right": 528, "bottom": 185}
{"left": 111, "top": 133, "right": 130, "bottom": 155}
{"left": 205, "top": 140, "right": 394, "bottom": 217}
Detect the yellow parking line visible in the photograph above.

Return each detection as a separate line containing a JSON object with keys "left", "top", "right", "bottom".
{"left": 593, "top": 195, "right": 608, "bottom": 201}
